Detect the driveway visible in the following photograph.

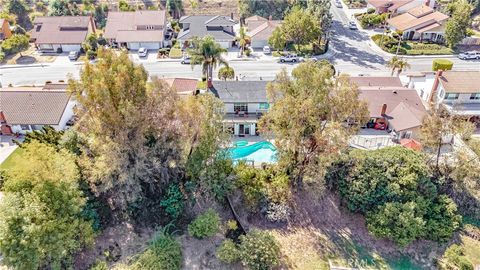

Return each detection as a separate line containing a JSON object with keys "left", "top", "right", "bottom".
{"left": 0, "top": 136, "right": 19, "bottom": 165}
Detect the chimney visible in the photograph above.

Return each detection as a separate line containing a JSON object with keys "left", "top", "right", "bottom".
{"left": 429, "top": 70, "right": 443, "bottom": 104}
{"left": 381, "top": 104, "right": 387, "bottom": 116}
{"left": 268, "top": 15, "right": 272, "bottom": 21}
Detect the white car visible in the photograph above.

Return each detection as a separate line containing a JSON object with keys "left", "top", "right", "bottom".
{"left": 348, "top": 21, "right": 358, "bottom": 30}
{"left": 138, "top": 48, "right": 148, "bottom": 57}
{"left": 458, "top": 51, "right": 480, "bottom": 60}
{"left": 280, "top": 54, "right": 300, "bottom": 63}
{"left": 263, "top": 46, "right": 271, "bottom": 54}
{"left": 334, "top": 1, "right": 342, "bottom": 8}
{"left": 181, "top": 56, "right": 191, "bottom": 64}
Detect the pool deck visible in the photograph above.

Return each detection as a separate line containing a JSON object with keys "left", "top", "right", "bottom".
{"left": 233, "top": 136, "right": 272, "bottom": 144}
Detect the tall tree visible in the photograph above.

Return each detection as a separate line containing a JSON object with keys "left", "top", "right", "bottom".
{"left": 0, "top": 142, "right": 94, "bottom": 269}
{"left": 237, "top": 27, "right": 250, "bottom": 56}
{"left": 5, "top": 0, "right": 31, "bottom": 29}
{"left": 182, "top": 93, "right": 232, "bottom": 200}
{"left": 269, "top": 27, "right": 286, "bottom": 51}
{"left": 188, "top": 36, "right": 228, "bottom": 86}
{"left": 259, "top": 61, "right": 369, "bottom": 187}
{"left": 69, "top": 49, "right": 185, "bottom": 221}
{"left": 307, "top": 0, "right": 332, "bottom": 41}
{"left": 445, "top": 0, "right": 473, "bottom": 48}
{"left": 166, "top": 0, "right": 182, "bottom": 19}
{"left": 279, "top": 6, "right": 321, "bottom": 51}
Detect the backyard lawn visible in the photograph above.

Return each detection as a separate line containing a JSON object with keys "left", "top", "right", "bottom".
{"left": 0, "top": 147, "right": 24, "bottom": 171}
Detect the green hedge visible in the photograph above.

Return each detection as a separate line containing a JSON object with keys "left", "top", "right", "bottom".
{"left": 432, "top": 59, "right": 454, "bottom": 71}
{"left": 188, "top": 209, "right": 220, "bottom": 239}
{"left": 169, "top": 47, "right": 183, "bottom": 58}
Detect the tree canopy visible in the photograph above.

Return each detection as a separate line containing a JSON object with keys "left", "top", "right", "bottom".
{"left": 327, "top": 147, "right": 462, "bottom": 246}
{"left": 0, "top": 142, "right": 94, "bottom": 269}
{"left": 69, "top": 49, "right": 185, "bottom": 221}
{"left": 188, "top": 36, "right": 228, "bottom": 84}
{"left": 260, "top": 61, "right": 369, "bottom": 187}
{"left": 445, "top": 0, "right": 473, "bottom": 48}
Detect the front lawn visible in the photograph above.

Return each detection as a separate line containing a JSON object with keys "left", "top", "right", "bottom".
{"left": 0, "top": 147, "right": 24, "bottom": 171}
{"left": 372, "top": 34, "right": 453, "bottom": 55}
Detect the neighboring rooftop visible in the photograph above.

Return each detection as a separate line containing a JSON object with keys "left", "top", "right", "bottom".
{"left": 31, "top": 16, "right": 94, "bottom": 44}
{"left": 439, "top": 71, "right": 480, "bottom": 93}
{"left": 104, "top": 10, "right": 167, "bottom": 43}
{"left": 0, "top": 84, "right": 71, "bottom": 125}
{"left": 178, "top": 15, "right": 236, "bottom": 41}
{"left": 248, "top": 20, "right": 282, "bottom": 42}
{"left": 367, "top": 0, "right": 415, "bottom": 11}
{"left": 387, "top": 5, "right": 448, "bottom": 31}
{"left": 209, "top": 81, "right": 268, "bottom": 103}
{"left": 350, "top": 76, "right": 403, "bottom": 88}
{"left": 359, "top": 87, "right": 427, "bottom": 131}
{"left": 164, "top": 78, "right": 198, "bottom": 96}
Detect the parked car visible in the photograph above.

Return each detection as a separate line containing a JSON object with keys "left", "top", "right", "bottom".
{"left": 458, "top": 51, "right": 480, "bottom": 60}
{"left": 334, "top": 1, "right": 342, "bottom": 8}
{"left": 68, "top": 51, "right": 79, "bottom": 61}
{"left": 280, "top": 54, "right": 300, "bottom": 63}
{"left": 138, "top": 47, "right": 148, "bottom": 57}
{"left": 181, "top": 56, "right": 191, "bottom": 64}
{"left": 263, "top": 45, "right": 271, "bottom": 54}
{"left": 348, "top": 21, "right": 358, "bottom": 30}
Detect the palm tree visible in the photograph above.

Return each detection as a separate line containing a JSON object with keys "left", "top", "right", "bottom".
{"left": 237, "top": 27, "right": 250, "bottom": 56}
{"left": 188, "top": 36, "right": 228, "bottom": 86}
{"left": 386, "top": 56, "right": 409, "bottom": 76}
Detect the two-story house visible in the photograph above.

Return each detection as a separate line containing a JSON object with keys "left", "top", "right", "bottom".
{"left": 104, "top": 10, "right": 168, "bottom": 50}
{"left": 177, "top": 15, "right": 236, "bottom": 48}
{"left": 209, "top": 81, "right": 269, "bottom": 136}
{"left": 31, "top": 16, "right": 96, "bottom": 52}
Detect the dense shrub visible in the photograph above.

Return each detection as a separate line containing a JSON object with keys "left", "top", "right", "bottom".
{"left": 188, "top": 209, "right": 220, "bottom": 239}
{"left": 327, "top": 147, "right": 462, "bottom": 246}
{"left": 133, "top": 228, "right": 182, "bottom": 270}
{"left": 441, "top": 244, "right": 474, "bottom": 270}
{"left": 359, "top": 13, "right": 387, "bottom": 28}
{"left": 367, "top": 201, "right": 426, "bottom": 246}
{"left": 216, "top": 239, "right": 240, "bottom": 264}
{"left": 160, "top": 183, "right": 185, "bottom": 220}
{"left": 432, "top": 59, "right": 454, "bottom": 71}
{"left": 239, "top": 230, "right": 281, "bottom": 270}
{"left": 1, "top": 34, "right": 29, "bottom": 55}
{"left": 235, "top": 163, "right": 291, "bottom": 212}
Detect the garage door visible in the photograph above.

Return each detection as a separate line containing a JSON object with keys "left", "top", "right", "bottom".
{"left": 61, "top": 44, "right": 81, "bottom": 52}
{"left": 218, "top": 41, "right": 230, "bottom": 49}
{"left": 139, "top": 42, "right": 161, "bottom": 50}
{"left": 251, "top": 40, "right": 268, "bottom": 49}
{"left": 127, "top": 42, "right": 140, "bottom": 50}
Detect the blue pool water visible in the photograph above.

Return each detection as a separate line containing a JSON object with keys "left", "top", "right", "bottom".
{"left": 228, "top": 141, "right": 277, "bottom": 164}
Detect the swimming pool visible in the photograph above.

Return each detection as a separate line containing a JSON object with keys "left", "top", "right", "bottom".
{"left": 228, "top": 141, "right": 278, "bottom": 164}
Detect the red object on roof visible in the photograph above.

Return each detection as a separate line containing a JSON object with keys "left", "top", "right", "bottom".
{"left": 400, "top": 138, "right": 422, "bottom": 151}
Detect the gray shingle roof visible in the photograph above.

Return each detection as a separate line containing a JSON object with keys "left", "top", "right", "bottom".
{"left": 0, "top": 85, "right": 71, "bottom": 125}
{"left": 31, "top": 16, "right": 94, "bottom": 44}
{"left": 210, "top": 81, "right": 268, "bottom": 103}
{"left": 177, "top": 15, "right": 236, "bottom": 41}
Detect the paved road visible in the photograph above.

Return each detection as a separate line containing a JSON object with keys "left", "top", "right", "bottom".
{"left": 0, "top": 4, "right": 479, "bottom": 86}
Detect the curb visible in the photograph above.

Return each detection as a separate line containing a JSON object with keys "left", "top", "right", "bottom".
{"left": 0, "top": 64, "right": 49, "bottom": 69}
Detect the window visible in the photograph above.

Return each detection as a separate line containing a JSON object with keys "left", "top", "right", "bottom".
{"left": 234, "top": 103, "right": 248, "bottom": 112}
{"left": 259, "top": 103, "right": 270, "bottom": 110}
{"left": 20, "top": 125, "right": 30, "bottom": 131}
{"left": 470, "top": 93, "right": 480, "bottom": 100}
{"left": 445, "top": 93, "right": 459, "bottom": 100}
